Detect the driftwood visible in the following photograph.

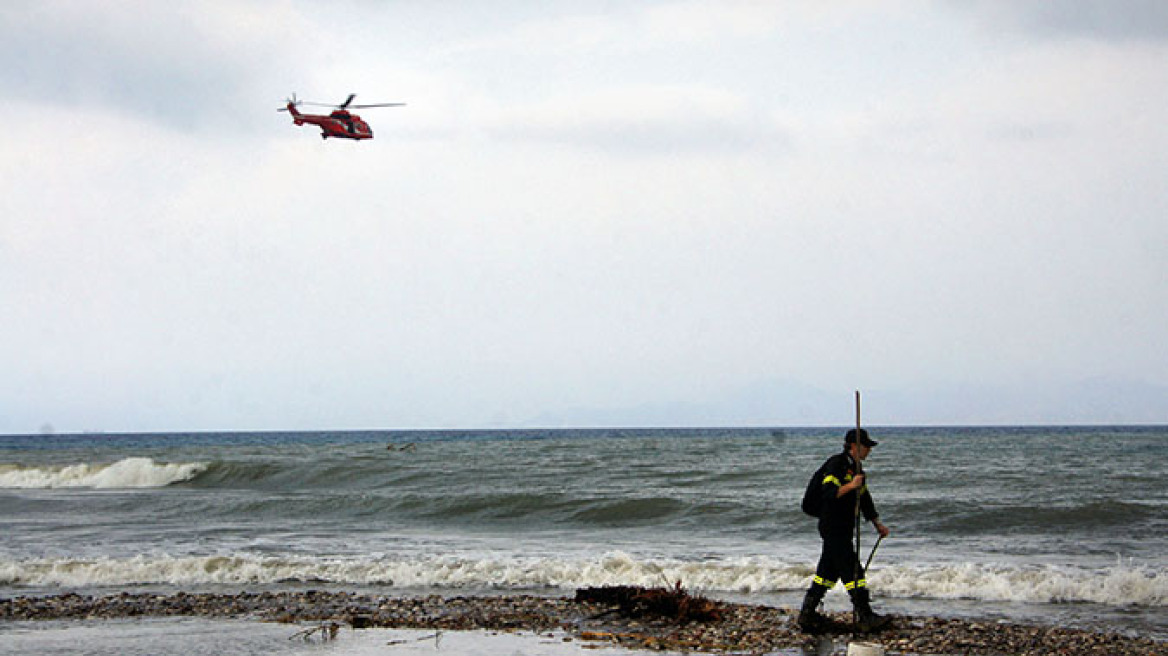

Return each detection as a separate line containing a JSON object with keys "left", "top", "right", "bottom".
{"left": 575, "top": 582, "right": 723, "bottom": 624}
{"left": 386, "top": 631, "right": 443, "bottom": 647}
{"left": 288, "top": 621, "right": 340, "bottom": 641}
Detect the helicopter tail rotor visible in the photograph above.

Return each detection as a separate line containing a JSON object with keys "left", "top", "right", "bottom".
{"left": 277, "top": 93, "right": 300, "bottom": 111}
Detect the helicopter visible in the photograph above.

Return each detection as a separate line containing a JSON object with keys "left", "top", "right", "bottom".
{"left": 278, "top": 93, "right": 405, "bottom": 140}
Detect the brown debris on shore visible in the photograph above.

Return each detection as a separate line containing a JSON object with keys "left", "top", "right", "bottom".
{"left": 576, "top": 583, "right": 722, "bottom": 623}
{"left": 1, "top": 590, "right": 1163, "bottom": 656}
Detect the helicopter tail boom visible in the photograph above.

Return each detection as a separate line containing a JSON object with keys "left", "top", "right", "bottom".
{"left": 284, "top": 101, "right": 303, "bottom": 122}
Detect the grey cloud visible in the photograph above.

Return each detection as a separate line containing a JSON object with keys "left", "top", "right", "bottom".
{"left": 962, "top": 1, "right": 1168, "bottom": 42}
{"left": 0, "top": 5, "right": 288, "bottom": 130}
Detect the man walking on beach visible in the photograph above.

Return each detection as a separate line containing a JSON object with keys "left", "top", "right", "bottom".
{"left": 797, "top": 428, "right": 891, "bottom": 633}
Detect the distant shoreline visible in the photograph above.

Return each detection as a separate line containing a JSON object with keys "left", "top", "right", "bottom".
{"left": 2, "top": 590, "right": 1163, "bottom": 656}
{"left": 5, "top": 423, "right": 1168, "bottom": 439}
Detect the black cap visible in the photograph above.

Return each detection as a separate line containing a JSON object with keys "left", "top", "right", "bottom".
{"left": 845, "top": 428, "right": 877, "bottom": 447}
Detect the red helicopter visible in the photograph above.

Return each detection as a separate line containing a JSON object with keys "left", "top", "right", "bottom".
{"left": 279, "top": 93, "right": 405, "bottom": 140}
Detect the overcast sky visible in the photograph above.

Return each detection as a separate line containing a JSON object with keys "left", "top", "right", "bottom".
{"left": 2, "top": 1, "right": 1166, "bottom": 433}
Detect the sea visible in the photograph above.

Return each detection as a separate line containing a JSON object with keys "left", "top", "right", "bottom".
{"left": 1, "top": 426, "right": 1165, "bottom": 655}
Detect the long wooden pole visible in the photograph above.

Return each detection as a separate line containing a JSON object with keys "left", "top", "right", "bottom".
{"left": 853, "top": 390, "right": 863, "bottom": 627}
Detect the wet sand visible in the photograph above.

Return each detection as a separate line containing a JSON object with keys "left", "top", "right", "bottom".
{"left": 1, "top": 591, "right": 1164, "bottom": 655}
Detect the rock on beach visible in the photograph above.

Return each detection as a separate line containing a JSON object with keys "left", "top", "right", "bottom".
{"left": 1, "top": 591, "right": 1164, "bottom": 656}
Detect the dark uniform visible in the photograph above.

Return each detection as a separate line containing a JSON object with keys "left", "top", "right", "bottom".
{"left": 813, "top": 450, "right": 878, "bottom": 591}
{"left": 797, "top": 429, "right": 890, "bottom": 633}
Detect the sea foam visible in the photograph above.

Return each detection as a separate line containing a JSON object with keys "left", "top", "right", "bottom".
{"left": 0, "top": 552, "right": 807, "bottom": 590}
{"left": 0, "top": 457, "right": 207, "bottom": 489}
{"left": 1, "top": 552, "right": 1163, "bottom": 607}
{"left": 872, "top": 561, "right": 1167, "bottom": 606}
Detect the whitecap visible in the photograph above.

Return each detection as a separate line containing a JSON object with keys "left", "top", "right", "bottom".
{"left": 0, "top": 457, "right": 207, "bottom": 489}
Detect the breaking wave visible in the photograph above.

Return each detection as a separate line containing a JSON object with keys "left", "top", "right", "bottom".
{"left": 0, "top": 457, "right": 208, "bottom": 489}
{"left": 1, "top": 552, "right": 1162, "bottom": 607}
{"left": 0, "top": 552, "right": 802, "bottom": 591}
{"left": 874, "top": 561, "right": 1167, "bottom": 607}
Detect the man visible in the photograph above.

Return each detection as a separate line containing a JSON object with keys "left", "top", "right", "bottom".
{"left": 797, "top": 428, "right": 891, "bottom": 633}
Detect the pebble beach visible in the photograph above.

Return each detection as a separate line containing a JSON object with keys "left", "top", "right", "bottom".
{"left": 2, "top": 590, "right": 1163, "bottom": 656}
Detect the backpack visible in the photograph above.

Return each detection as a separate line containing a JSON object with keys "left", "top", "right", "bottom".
{"left": 801, "top": 463, "right": 827, "bottom": 517}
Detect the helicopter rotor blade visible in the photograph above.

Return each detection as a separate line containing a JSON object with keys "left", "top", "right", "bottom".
{"left": 348, "top": 102, "right": 407, "bottom": 108}
{"left": 277, "top": 93, "right": 404, "bottom": 112}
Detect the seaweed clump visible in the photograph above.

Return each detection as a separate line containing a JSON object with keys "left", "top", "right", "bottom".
{"left": 575, "top": 582, "right": 723, "bottom": 624}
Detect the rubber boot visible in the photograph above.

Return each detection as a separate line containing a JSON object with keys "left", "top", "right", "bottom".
{"left": 796, "top": 584, "right": 828, "bottom": 633}
{"left": 849, "top": 587, "right": 891, "bottom": 632}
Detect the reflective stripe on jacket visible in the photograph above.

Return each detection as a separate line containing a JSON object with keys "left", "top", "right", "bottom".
{"left": 817, "top": 450, "right": 879, "bottom": 534}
